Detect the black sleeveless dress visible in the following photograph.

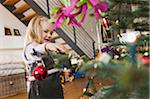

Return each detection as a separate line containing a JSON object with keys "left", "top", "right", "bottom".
{"left": 28, "top": 51, "right": 64, "bottom": 99}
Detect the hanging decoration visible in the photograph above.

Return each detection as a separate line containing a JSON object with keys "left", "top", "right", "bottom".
{"left": 102, "top": 18, "right": 111, "bottom": 30}
{"left": 101, "top": 45, "right": 120, "bottom": 57}
{"left": 32, "top": 63, "right": 48, "bottom": 80}
{"left": 49, "top": 0, "right": 79, "bottom": 29}
{"left": 49, "top": 0, "right": 109, "bottom": 29}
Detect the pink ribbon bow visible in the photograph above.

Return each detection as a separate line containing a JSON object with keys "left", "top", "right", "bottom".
{"left": 89, "top": 0, "right": 109, "bottom": 19}
{"left": 51, "top": 0, "right": 81, "bottom": 29}
{"left": 50, "top": 0, "right": 109, "bottom": 28}
{"left": 68, "top": 3, "right": 88, "bottom": 27}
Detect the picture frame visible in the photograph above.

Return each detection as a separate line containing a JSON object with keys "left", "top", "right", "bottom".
{"left": 14, "top": 29, "right": 21, "bottom": 36}
{"left": 4, "top": 27, "right": 12, "bottom": 36}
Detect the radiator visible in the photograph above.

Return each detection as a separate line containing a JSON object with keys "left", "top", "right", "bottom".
{"left": 0, "top": 73, "right": 26, "bottom": 98}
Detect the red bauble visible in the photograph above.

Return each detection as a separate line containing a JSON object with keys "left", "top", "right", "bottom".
{"left": 32, "top": 63, "right": 48, "bottom": 80}
{"left": 141, "top": 56, "right": 150, "bottom": 65}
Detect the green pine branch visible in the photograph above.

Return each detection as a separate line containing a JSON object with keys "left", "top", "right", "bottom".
{"left": 80, "top": 36, "right": 149, "bottom": 98}
{"left": 108, "top": 0, "right": 149, "bottom": 32}
{"left": 47, "top": 51, "right": 72, "bottom": 68}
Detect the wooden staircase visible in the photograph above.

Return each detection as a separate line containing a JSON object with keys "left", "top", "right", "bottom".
{"left": 0, "top": 0, "right": 78, "bottom": 55}
{"left": 1, "top": 0, "right": 36, "bottom": 25}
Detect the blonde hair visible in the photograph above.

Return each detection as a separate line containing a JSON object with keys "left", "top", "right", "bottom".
{"left": 24, "top": 16, "right": 49, "bottom": 46}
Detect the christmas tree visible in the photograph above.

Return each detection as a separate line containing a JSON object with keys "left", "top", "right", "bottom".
{"left": 80, "top": 35, "right": 149, "bottom": 99}
{"left": 47, "top": 1, "right": 149, "bottom": 98}
{"left": 108, "top": 0, "right": 149, "bottom": 40}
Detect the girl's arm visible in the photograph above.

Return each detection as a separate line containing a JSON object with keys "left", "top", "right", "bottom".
{"left": 33, "top": 43, "right": 57, "bottom": 53}
{"left": 45, "top": 43, "right": 68, "bottom": 53}
{"left": 34, "top": 42, "right": 68, "bottom": 53}
{"left": 33, "top": 43, "right": 47, "bottom": 53}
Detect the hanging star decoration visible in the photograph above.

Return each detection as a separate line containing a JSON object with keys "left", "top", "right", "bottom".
{"left": 49, "top": 0, "right": 109, "bottom": 28}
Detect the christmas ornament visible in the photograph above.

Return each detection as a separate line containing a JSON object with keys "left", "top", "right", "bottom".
{"left": 101, "top": 45, "right": 120, "bottom": 57}
{"left": 141, "top": 56, "right": 150, "bottom": 65}
{"left": 32, "top": 63, "right": 48, "bottom": 80}
{"left": 102, "top": 18, "right": 111, "bottom": 30}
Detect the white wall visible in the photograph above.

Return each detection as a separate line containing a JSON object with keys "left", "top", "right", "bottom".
{"left": 0, "top": 4, "right": 26, "bottom": 63}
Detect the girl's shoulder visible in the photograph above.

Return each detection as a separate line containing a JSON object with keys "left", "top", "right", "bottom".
{"left": 24, "top": 42, "right": 38, "bottom": 54}
{"left": 26, "top": 42, "right": 39, "bottom": 48}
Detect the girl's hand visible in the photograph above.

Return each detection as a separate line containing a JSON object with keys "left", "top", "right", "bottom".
{"left": 56, "top": 45, "right": 68, "bottom": 53}
{"left": 45, "top": 43, "right": 68, "bottom": 53}
{"left": 45, "top": 43, "right": 58, "bottom": 52}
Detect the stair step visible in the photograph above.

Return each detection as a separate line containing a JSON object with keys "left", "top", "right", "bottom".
{"left": 60, "top": 42, "right": 66, "bottom": 45}
{"left": 21, "top": 12, "right": 37, "bottom": 21}
{"left": 13, "top": 4, "right": 30, "bottom": 13}
{"left": 68, "top": 48, "right": 72, "bottom": 52}
{"left": 3, "top": 0, "right": 20, "bottom": 5}
{"left": 62, "top": 44, "right": 72, "bottom": 52}
{"left": 51, "top": 35, "right": 60, "bottom": 40}
{"left": 14, "top": 13, "right": 24, "bottom": 19}
{"left": 64, "top": 44, "right": 72, "bottom": 49}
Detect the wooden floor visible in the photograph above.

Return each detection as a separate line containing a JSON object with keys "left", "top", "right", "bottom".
{"left": 3, "top": 77, "right": 112, "bottom": 99}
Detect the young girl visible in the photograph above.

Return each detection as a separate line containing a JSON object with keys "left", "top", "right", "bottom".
{"left": 23, "top": 16, "right": 67, "bottom": 99}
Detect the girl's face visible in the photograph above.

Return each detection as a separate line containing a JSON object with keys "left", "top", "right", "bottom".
{"left": 41, "top": 21, "right": 54, "bottom": 43}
